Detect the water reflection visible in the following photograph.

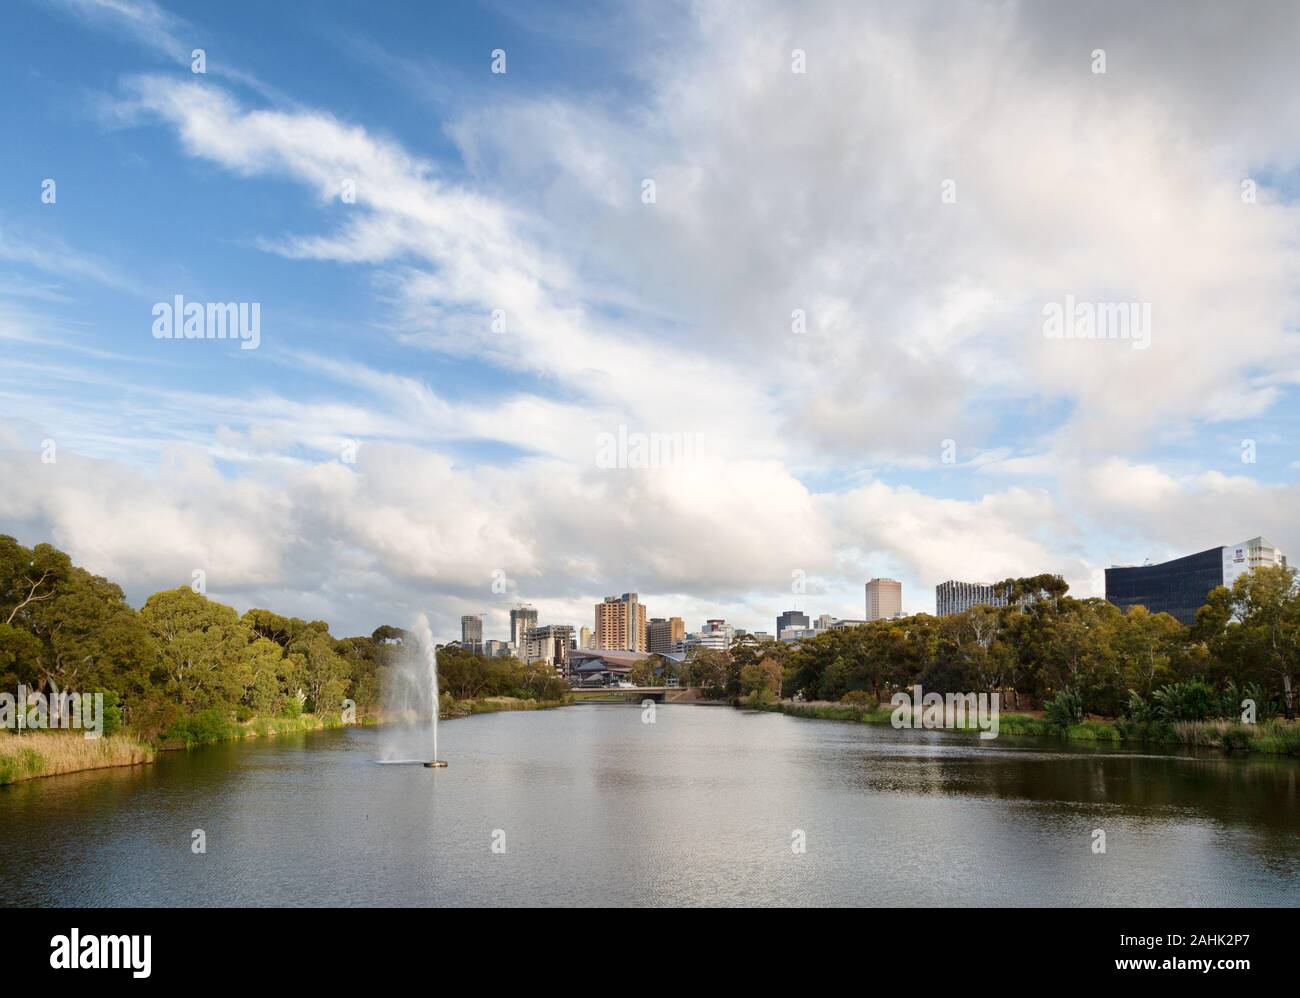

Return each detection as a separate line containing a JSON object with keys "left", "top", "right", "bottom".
{"left": 1, "top": 707, "right": 1297, "bottom": 907}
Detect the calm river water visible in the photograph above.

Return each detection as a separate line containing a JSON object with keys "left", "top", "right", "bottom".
{"left": 3, "top": 705, "right": 1298, "bottom": 906}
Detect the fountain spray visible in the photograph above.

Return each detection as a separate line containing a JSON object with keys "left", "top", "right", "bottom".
{"left": 414, "top": 613, "right": 448, "bottom": 768}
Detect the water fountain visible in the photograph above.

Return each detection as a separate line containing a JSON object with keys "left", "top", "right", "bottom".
{"left": 416, "top": 613, "right": 448, "bottom": 768}
{"left": 376, "top": 612, "right": 447, "bottom": 768}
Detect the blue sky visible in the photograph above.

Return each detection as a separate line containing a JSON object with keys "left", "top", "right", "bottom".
{"left": 2, "top": 0, "right": 1298, "bottom": 641}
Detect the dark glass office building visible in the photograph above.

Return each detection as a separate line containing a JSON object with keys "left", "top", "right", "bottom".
{"left": 1104, "top": 546, "right": 1225, "bottom": 625}
{"left": 776, "top": 610, "right": 810, "bottom": 638}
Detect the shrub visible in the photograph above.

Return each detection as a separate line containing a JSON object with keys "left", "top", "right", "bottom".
{"left": 162, "top": 708, "right": 239, "bottom": 747}
{"left": 1044, "top": 687, "right": 1084, "bottom": 727}
{"left": 1124, "top": 690, "right": 1156, "bottom": 723}
{"left": 1221, "top": 682, "right": 1277, "bottom": 723}
{"left": 96, "top": 690, "right": 124, "bottom": 737}
{"left": 1153, "top": 680, "right": 1216, "bottom": 721}
{"left": 840, "top": 690, "right": 877, "bottom": 710}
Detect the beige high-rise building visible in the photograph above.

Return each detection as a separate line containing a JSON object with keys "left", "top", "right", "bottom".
{"left": 647, "top": 616, "right": 685, "bottom": 654}
{"left": 579, "top": 626, "right": 594, "bottom": 650}
{"left": 524, "top": 625, "right": 575, "bottom": 674}
{"left": 865, "top": 578, "right": 902, "bottom": 621}
{"left": 596, "top": 593, "right": 647, "bottom": 651}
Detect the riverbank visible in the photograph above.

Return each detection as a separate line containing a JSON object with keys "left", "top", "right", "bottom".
{"left": 159, "top": 708, "right": 379, "bottom": 749}
{"left": 455, "top": 695, "right": 573, "bottom": 716}
{"left": 0, "top": 695, "right": 574, "bottom": 785}
{"left": 751, "top": 698, "right": 1300, "bottom": 756}
{"left": 0, "top": 732, "right": 154, "bottom": 785}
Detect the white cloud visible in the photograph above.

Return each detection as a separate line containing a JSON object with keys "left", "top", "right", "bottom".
{"left": 4, "top": 0, "right": 1300, "bottom": 638}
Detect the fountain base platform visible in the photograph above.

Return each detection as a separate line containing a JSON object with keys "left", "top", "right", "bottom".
{"left": 423, "top": 760, "right": 449, "bottom": 768}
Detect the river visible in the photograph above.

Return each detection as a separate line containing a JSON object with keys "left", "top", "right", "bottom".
{"left": 2, "top": 705, "right": 1298, "bottom": 906}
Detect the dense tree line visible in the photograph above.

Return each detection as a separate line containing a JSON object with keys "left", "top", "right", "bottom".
{"left": 6, "top": 536, "right": 1295, "bottom": 735}
{"left": 693, "top": 570, "right": 1300, "bottom": 720}
{"left": 0, "top": 537, "right": 397, "bottom": 737}
{"left": 0, "top": 536, "right": 572, "bottom": 740}
{"left": 435, "top": 644, "right": 571, "bottom": 702}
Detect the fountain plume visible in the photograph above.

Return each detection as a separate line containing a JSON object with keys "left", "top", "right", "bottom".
{"left": 376, "top": 612, "right": 446, "bottom": 766}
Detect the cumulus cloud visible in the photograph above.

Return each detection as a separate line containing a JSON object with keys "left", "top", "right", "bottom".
{"left": 3, "top": 0, "right": 1299, "bottom": 638}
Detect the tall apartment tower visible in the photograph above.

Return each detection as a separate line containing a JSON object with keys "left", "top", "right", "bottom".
{"left": 647, "top": 616, "right": 685, "bottom": 654}
{"left": 596, "top": 593, "right": 647, "bottom": 652}
{"left": 460, "top": 614, "right": 483, "bottom": 653}
{"left": 579, "top": 626, "right": 594, "bottom": 650}
{"left": 509, "top": 604, "right": 538, "bottom": 650}
{"left": 865, "top": 578, "right": 902, "bottom": 621}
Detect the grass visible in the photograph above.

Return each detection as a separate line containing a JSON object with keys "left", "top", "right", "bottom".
{"left": 569, "top": 689, "right": 654, "bottom": 702}
{"left": 0, "top": 731, "right": 153, "bottom": 785}
{"left": 755, "top": 699, "right": 1300, "bottom": 757}
{"left": 161, "top": 708, "right": 374, "bottom": 749}
{"left": 465, "top": 695, "right": 572, "bottom": 715}
{"left": 752, "top": 700, "right": 893, "bottom": 724}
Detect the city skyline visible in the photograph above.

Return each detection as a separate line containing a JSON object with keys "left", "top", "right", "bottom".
{"left": 447, "top": 530, "right": 1288, "bottom": 647}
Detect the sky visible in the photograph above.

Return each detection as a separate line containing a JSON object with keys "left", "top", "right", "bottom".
{"left": 1, "top": 0, "right": 1298, "bottom": 644}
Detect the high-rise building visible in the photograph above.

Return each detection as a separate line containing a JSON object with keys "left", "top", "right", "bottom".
{"left": 776, "top": 609, "right": 809, "bottom": 640}
{"left": 936, "top": 581, "right": 1010, "bottom": 617}
{"left": 595, "top": 593, "right": 647, "bottom": 652}
{"left": 525, "top": 624, "right": 576, "bottom": 674}
{"left": 484, "top": 639, "right": 507, "bottom": 657}
{"left": 510, "top": 604, "right": 538, "bottom": 649}
{"left": 865, "top": 578, "right": 902, "bottom": 621}
{"left": 694, "top": 618, "right": 733, "bottom": 650}
{"left": 1106, "top": 536, "right": 1287, "bottom": 625}
{"left": 579, "top": 626, "right": 594, "bottom": 650}
{"left": 460, "top": 614, "right": 483, "bottom": 654}
{"left": 647, "top": 616, "right": 685, "bottom": 653}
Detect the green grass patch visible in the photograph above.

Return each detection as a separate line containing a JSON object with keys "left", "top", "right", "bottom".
{"left": 756, "top": 699, "right": 1300, "bottom": 757}
{"left": 1063, "top": 720, "right": 1122, "bottom": 741}
{"left": 464, "top": 696, "right": 572, "bottom": 716}
{"left": 160, "top": 709, "right": 363, "bottom": 749}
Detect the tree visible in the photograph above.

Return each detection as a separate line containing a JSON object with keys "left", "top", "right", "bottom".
{"left": 290, "top": 628, "right": 351, "bottom": 715}
{"left": 1200, "top": 566, "right": 1300, "bottom": 719}
{"left": 140, "top": 588, "right": 252, "bottom": 712}
{"left": 1113, "top": 606, "right": 1183, "bottom": 697}
{"left": 0, "top": 536, "right": 70, "bottom": 629}
{"left": 243, "top": 637, "right": 288, "bottom": 715}
{"left": 41, "top": 568, "right": 158, "bottom": 704}
{"left": 740, "top": 657, "right": 782, "bottom": 701}
{"left": 630, "top": 655, "right": 661, "bottom": 686}
{"left": 686, "top": 649, "right": 731, "bottom": 698}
